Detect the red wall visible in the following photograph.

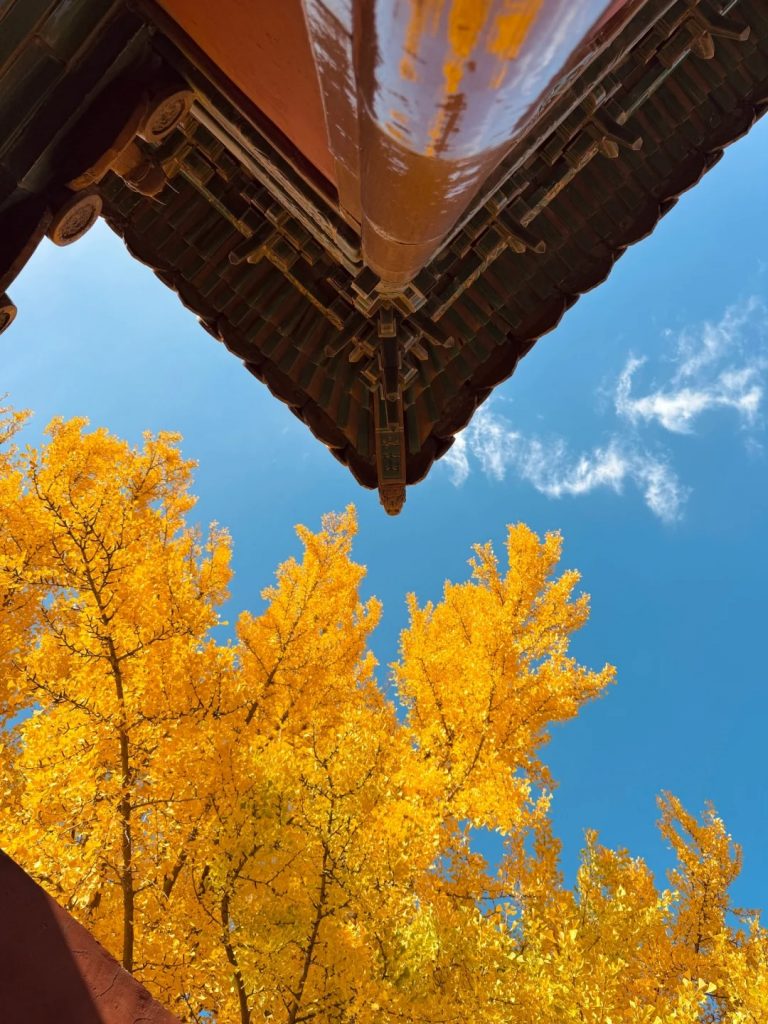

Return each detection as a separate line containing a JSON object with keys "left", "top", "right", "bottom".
{"left": 0, "top": 853, "right": 180, "bottom": 1024}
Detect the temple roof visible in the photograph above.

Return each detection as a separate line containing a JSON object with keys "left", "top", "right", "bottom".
{"left": 1, "top": 0, "right": 766, "bottom": 512}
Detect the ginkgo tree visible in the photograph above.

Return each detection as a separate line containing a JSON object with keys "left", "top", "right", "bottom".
{"left": 0, "top": 407, "right": 765, "bottom": 1024}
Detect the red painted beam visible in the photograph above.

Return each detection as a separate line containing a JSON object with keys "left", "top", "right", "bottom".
{"left": 355, "top": 0, "right": 627, "bottom": 286}
{"left": 0, "top": 852, "right": 180, "bottom": 1024}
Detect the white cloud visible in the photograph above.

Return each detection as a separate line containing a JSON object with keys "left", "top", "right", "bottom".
{"left": 441, "top": 295, "right": 766, "bottom": 522}
{"left": 442, "top": 432, "right": 470, "bottom": 486}
{"left": 448, "top": 406, "right": 686, "bottom": 522}
{"left": 615, "top": 298, "right": 767, "bottom": 433}
{"left": 632, "top": 458, "right": 689, "bottom": 523}
{"left": 674, "top": 297, "right": 762, "bottom": 380}
{"left": 616, "top": 359, "right": 762, "bottom": 433}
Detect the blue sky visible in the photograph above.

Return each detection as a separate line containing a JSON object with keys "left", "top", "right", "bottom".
{"left": 5, "top": 116, "right": 767, "bottom": 912}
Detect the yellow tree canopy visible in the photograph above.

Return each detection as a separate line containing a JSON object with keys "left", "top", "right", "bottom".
{"left": 0, "top": 412, "right": 765, "bottom": 1024}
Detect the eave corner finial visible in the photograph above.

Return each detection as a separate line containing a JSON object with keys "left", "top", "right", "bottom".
{"left": 379, "top": 482, "right": 406, "bottom": 516}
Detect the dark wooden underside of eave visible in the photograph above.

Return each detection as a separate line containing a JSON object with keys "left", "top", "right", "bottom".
{"left": 2, "top": 0, "right": 766, "bottom": 493}
{"left": 98, "top": 1, "right": 768, "bottom": 489}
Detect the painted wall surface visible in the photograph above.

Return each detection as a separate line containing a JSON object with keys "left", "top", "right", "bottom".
{"left": 0, "top": 852, "right": 180, "bottom": 1024}
{"left": 157, "top": 0, "right": 336, "bottom": 184}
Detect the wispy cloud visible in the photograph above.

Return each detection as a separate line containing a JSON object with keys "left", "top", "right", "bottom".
{"left": 615, "top": 298, "right": 767, "bottom": 433}
{"left": 441, "top": 295, "right": 767, "bottom": 521}
{"left": 445, "top": 407, "right": 687, "bottom": 522}
{"left": 443, "top": 432, "right": 470, "bottom": 487}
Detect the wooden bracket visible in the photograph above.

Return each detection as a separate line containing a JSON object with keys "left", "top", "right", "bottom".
{"left": 589, "top": 115, "right": 643, "bottom": 158}
{"left": 68, "top": 85, "right": 194, "bottom": 198}
{"left": 138, "top": 86, "right": 195, "bottom": 143}
{"left": 0, "top": 293, "right": 17, "bottom": 336}
{"left": 47, "top": 191, "right": 103, "bottom": 247}
{"left": 374, "top": 391, "right": 407, "bottom": 516}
